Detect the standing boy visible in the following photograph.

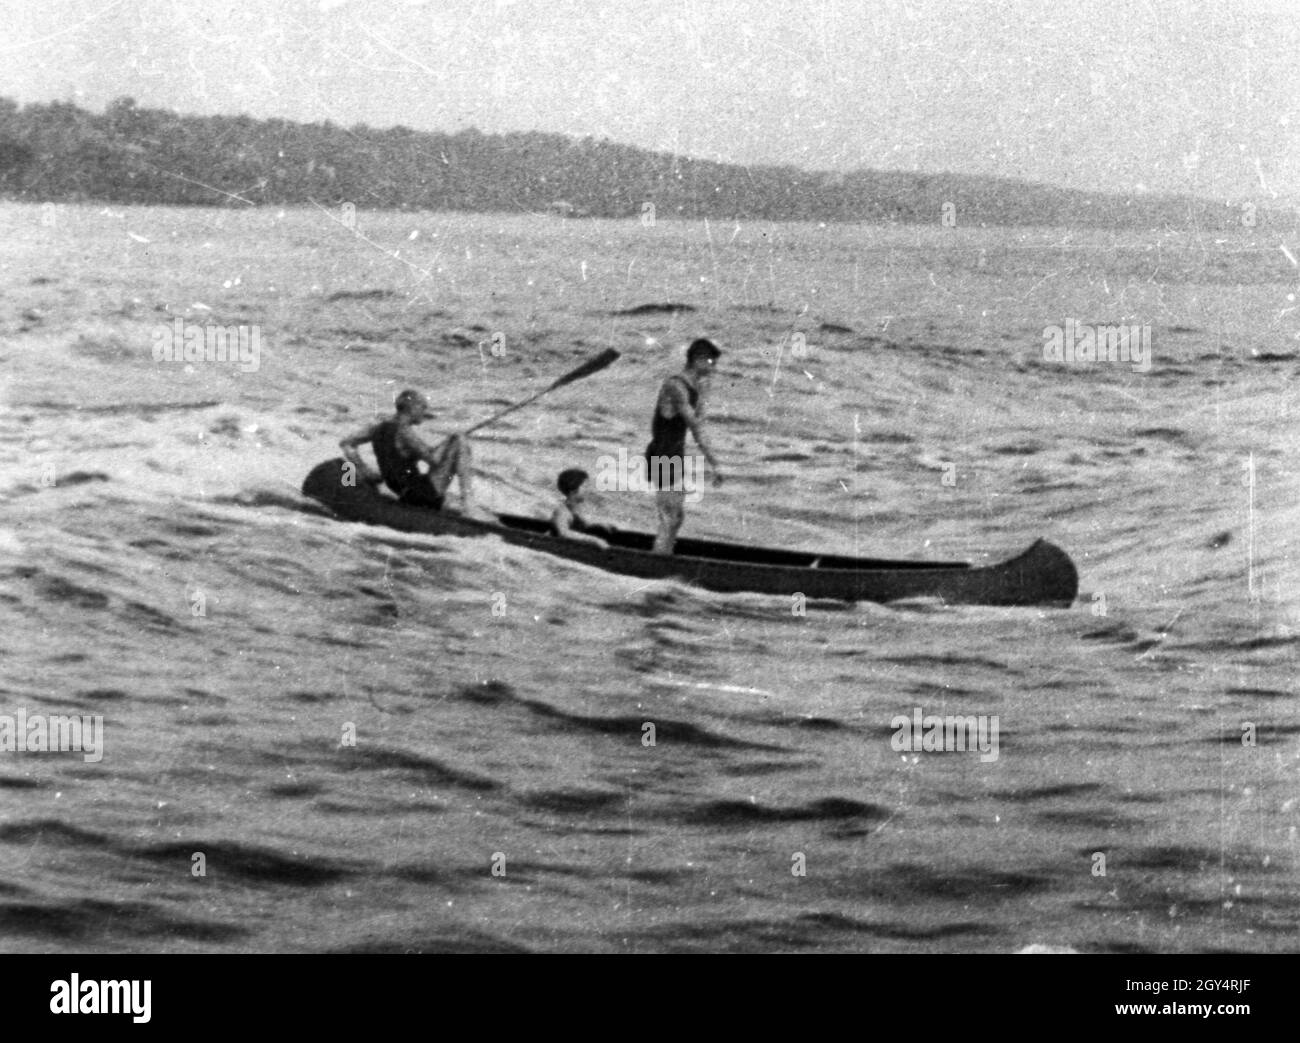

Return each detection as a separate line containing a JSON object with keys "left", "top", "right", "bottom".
{"left": 645, "top": 339, "right": 724, "bottom": 554}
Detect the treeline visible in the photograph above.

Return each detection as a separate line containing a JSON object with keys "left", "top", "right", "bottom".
{"left": 0, "top": 96, "right": 1264, "bottom": 229}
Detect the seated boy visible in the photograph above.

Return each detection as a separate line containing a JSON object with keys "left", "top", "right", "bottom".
{"left": 339, "top": 388, "right": 489, "bottom": 518}
{"left": 550, "top": 469, "right": 608, "bottom": 549}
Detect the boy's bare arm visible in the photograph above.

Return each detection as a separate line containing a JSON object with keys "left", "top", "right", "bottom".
{"left": 668, "top": 383, "right": 722, "bottom": 477}
{"left": 552, "top": 505, "right": 607, "bottom": 549}
{"left": 397, "top": 426, "right": 447, "bottom": 466}
{"left": 339, "top": 424, "right": 382, "bottom": 483}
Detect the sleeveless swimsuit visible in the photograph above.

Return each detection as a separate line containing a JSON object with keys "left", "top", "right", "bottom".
{"left": 645, "top": 375, "right": 696, "bottom": 490}
{"left": 374, "top": 420, "right": 444, "bottom": 509}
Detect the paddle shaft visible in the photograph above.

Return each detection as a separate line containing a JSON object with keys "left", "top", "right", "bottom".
{"left": 463, "top": 389, "right": 554, "bottom": 435}
{"left": 463, "top": 348, "right": 619, "bottom": 436}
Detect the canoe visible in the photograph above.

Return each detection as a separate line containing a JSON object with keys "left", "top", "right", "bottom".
{"left": 302, "top": 458, "right": 1078, "bottom": 607}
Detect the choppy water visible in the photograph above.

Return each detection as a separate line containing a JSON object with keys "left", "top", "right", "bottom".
{"left": 1, "top": 203, "right": 1297, "bottom": 952}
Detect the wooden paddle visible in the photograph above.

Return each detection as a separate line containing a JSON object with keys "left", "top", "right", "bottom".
{"left": 463, "top": 348, "right": 620, "bottom": 435}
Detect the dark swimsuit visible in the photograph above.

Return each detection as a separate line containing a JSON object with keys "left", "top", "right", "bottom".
{"left": 645, "top": 375, "right": 696, "bottom": 490}
{"left": 374, "top": 420, "right": 444, "bottom": 509}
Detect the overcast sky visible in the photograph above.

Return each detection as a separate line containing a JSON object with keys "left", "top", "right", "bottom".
{"left": 1, "top": 0, "right": 1296, "bottom": 203}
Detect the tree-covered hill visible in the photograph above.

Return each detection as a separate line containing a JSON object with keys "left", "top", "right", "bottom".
{"left": 0, "top": 96, "right": 1274, "bottom": 230}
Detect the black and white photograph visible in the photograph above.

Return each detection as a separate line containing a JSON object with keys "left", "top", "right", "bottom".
{"left": 0, "top": 0, "right": 1295, "bottom": 984}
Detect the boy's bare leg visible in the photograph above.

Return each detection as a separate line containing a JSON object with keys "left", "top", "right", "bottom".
{"left": 653, "top": 489, "right": 685, "bottom": 554}
{"left": 431, "top": 435, "right": 489, "bottom": 517}
{"left": 453, "top": 436, "right": 474, "bottom": 511}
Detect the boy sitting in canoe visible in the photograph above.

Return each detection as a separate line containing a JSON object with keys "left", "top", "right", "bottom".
{"left": 550, "top": 469, "right": 608, "bottom": 549}
{"left": 340, "top": 389, "right": 490, "bottom": 519}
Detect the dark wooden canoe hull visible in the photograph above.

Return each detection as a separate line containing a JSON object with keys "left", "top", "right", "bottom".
{"left": 302, "top": 459, "right": 1078, "bottom": 607}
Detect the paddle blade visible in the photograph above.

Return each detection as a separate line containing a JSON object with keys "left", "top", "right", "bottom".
{"left": 548, "top": 348, "right": 620, "bottom": 390}
{"left": 463, "top": 348, "right": 621, "bottom": 435}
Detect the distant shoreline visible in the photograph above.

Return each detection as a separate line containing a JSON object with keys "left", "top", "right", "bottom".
{"left": 3, "top": 199, "right": 1284, "bottom": 242}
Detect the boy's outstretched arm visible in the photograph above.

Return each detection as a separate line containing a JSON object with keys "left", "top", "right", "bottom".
{"left": 551, "top": 505, "right": 608, "bottom": 549}
{"left": 668, "top": 383, "right": 723, "bottom": 484}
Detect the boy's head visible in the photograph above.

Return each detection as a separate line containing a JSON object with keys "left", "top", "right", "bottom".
{"left": 557, "top": 468, "right": 589, "bottom": 499}
{"left": 685, "top": 338, "right": 721, "bottom": 375}
{"left": 395, "top": 389, "right": 430, "bottom": 421}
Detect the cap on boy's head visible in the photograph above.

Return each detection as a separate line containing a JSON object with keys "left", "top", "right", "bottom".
{"left": 395, "top": 389, "right": 429, "bottom": 413}
{"left": 686, "top": 338, "right": 721, "bottom": 366}
{"left": 557, "top": 468, "right": 589, "bottom": 496}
